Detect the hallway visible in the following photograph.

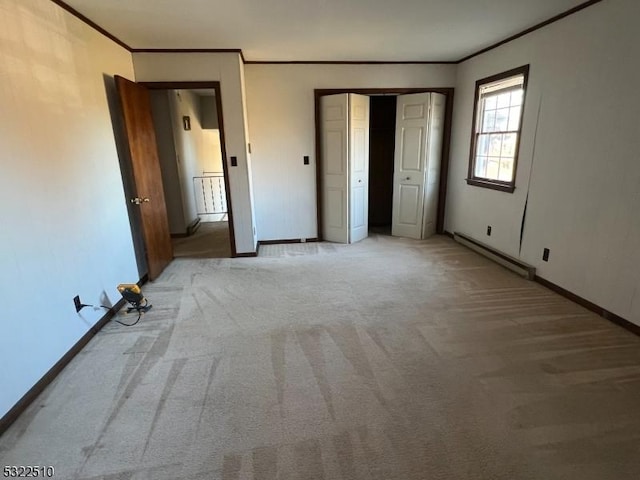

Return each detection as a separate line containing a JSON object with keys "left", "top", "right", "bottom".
{"left": 172, "top": 221, "right": 231, "bottom": 259}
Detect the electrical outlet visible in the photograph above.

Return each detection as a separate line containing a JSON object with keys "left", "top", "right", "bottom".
{"left": 487, "top": 225, "right": 492, "bottom": 236}
{"left": 73, "top": 295, "right": 82, "bottom": 313}
{"left": 543, "top": 248, "right": 550, "bottom": 262}
{"left": 304, "top": 155, "right": 310, "bottom": 165}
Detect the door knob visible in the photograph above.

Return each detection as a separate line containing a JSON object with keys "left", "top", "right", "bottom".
{"left": 405, "top": 177, "right": 411, "bottom": 181}
{"left": 130, "top": 197, "right": 150, "bottom": 205}
{"left": 358, "top": 179, "right": 362, "bottom": 183}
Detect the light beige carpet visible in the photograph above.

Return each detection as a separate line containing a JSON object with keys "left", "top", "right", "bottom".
{"left": 2, "top": 234, "right": 640, "bottom": 479}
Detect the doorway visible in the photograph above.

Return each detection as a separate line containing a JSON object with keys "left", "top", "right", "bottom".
{"left": 368, "top": 96, "right": 397, "bottom": 236}
{"left": 144, "top": 82, "right": 236, "bottom": 259}
{"left": 315, "top": 88, "right": 454, "bottom": 242}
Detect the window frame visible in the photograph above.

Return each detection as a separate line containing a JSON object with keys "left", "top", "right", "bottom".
{"left": 466, "top": 65, "right": 530, "bottom": 193}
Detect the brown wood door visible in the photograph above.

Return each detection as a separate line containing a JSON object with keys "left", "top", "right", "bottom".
{"left": 115, "top": 75, "right": 173, "bottom": 280}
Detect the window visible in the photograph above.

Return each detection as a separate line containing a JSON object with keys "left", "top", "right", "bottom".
{"left": 467, "top": 65, "right": 529, "bottom": 193}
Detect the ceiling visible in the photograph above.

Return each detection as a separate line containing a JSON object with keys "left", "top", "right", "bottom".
{"left": 62, "top": 0, "right": 593, "bottom": 62}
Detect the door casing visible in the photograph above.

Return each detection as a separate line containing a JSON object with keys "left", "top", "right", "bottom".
{"left": 315, "top": 88, "right": 455, "bottom": 240}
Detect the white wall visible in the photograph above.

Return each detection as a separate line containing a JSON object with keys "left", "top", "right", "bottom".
{"left": 168, "top": 89, "right": 206, "bottom": 229}
{"left": 445, "top": 0, "right": 640, "bottom": 325}
{"left": 198, "top": 95, "right": 224, "bottom": 174}
{"left": 200, "top": 95, "right": 219, "bottom": 130}
{"left": 133, "top": 53, "right": 257, "bottom": 253}
{"left": 199, "top": 103, "right": 226, "bottom": 223}
{"left": 244, "top": 64, "right": 457, "bottom": 241}
{"left": 202, "top": 129, "right": 224, "bottom": 173}
{"left": 0, "top": 0, "right": 139, "bottom": 417}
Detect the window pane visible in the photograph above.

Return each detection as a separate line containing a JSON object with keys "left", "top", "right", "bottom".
{"left": 488, "top": 134, "right": 503, "bottom": 156}
{"left": 498, "top": 159, "right": 514, "bottom": 181}
{"left": 476, "top": 134, "right": 490, "bottom": 156}
{"left": 475, "top": 133, "right": 518, "bottom": 181}
{"left": 501, "top": 133, "right": 517, "bottom": 157}
{"left": 497, "top": 92, "right": 511, "bottom": 109}
{"left": 482, "top": 109, "right": 496, "bottom": 132}
{"left": 495, "top": 108, "right": 509, "bottom": 131}
{"left": 474, "top": 156, "right": 488, "bottom": 178}
{"left": 508, "top": 106, "right": 521, "bottom": 131}
{"left": 484, "top": 94, "right": 497, "bottom": 110}
{"left": 511, "top": 89, "right": 523, "bottom": 106}
{"left": 486, "top": 158, "right": 500, "bottom": 179}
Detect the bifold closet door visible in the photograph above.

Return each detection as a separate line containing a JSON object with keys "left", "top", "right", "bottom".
{"left": 348, "top": 93, "right": 370, "bottom": 244}
{"left": 321, "top": 93, "right": 370, "bottom": 243}
{"left": 392, "top": 92, "right": 445, "bottom": 240}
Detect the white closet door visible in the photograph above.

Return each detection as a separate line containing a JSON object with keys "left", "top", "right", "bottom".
{"left": 392, "top": 92, "right": 432, "bottom": 239}
{"left": 321, "top": 94, "right": 349, "bottom": 243}
{"left": 422, "top": 93, "right": 445, "bottom": 239}
{"left": 321, "top": 93, "right": 370, "bottom": 244}
{"left": 348, "top": 93, "right": 370, "bottom": 243}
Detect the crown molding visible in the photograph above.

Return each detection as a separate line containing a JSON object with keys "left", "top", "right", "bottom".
{"left": 50, "top": 0, "right": 131, "bottom": 51}
{"left": 243, "top": 60, "right": 457, "bottom": 65}
{"left": 457, "top": 0, "right": 605, "bottom": 63}
{"left": 50, "top": 0, "right": 605, "bottom": 65}
{"left": 131, "top": 48, "right": 246, "bottom": 63}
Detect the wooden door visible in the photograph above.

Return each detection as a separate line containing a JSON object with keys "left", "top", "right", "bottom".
{"left": 115, "top": 76, "right": 173, "bottom": 280}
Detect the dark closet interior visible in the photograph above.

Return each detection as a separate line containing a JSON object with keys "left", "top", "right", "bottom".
{"left": 368, "top": 96, "right": 397, "bottom": 233}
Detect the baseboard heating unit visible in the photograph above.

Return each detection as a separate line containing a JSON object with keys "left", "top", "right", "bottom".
{"left": 453, "top": 232, "right": 536, "bottom": 280}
